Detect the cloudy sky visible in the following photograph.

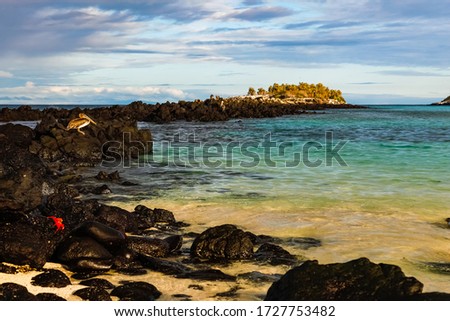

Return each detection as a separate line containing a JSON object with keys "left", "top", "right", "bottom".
{"left": 0, "top": 0, "right": 449, "bottom": 104}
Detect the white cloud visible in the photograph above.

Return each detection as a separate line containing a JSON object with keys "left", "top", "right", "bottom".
{"left": 0, "top": 71, "right": 13, "bottom": 78}
{"left": 0, "top": 82, "right": 187, "bottom": 104}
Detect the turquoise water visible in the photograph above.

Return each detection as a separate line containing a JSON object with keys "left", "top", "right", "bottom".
{"left": 112, "top": 105, "right": 450, "bottom": 212}
{"left": 88, "top": 105, "right": 450, "bottom": 293}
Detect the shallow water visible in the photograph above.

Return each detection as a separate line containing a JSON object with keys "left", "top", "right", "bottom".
{"left": 77, "top": 105, "right": 450, "bottom": 296}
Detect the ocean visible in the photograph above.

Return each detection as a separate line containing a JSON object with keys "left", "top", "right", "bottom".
{"left": 3, "top": 104, "right": 450, "bottom": 298}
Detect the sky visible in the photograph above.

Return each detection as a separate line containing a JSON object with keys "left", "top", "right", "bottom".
{"left": 0, "top": 0, "right": 449, "bottom": 105}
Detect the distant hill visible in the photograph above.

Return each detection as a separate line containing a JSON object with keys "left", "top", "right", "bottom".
{"left": 246, "top": 82, "right": 346, "bottom": 104}
{"left": 432, "top": 96, "right": 450, "bottom": 105}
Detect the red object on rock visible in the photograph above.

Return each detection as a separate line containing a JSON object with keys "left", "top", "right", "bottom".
{"left": 48, "top": 216, "right": 65, "bottom": 232}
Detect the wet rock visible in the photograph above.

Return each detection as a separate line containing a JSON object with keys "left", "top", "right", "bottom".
{"left": 164, "top": 235, "right": 183, "bottom": 253}
{"left": 188, "top": 284, "right": 204, "bottom": 291}
{"left": 133, "top": 205, "right": 156, "bottom": 230}
{"left": 72, "top": 221, "right": 126, "bottom": 252}
{"left": 126, "top": 236, "right": 170, "bottom": 258}
{"left": 54, "top": 236, "right": 113, "bottom": 271}
{"left": 71, "top": 271, "right": 106, "bottom": 280}
{"left": 73, "top": 258, "right": 114, "bottom": 271}
{"left": 0, "top": 282, "right": 36, "bottom": 300}
{"left": 140, "top": 257, "right": 192, "bottom": 275}
{"left": 215, "top": 286, "right": 241, "bottom": 298}
{"left": 237, "top": 271, "right": 282, "bottom": 283}
{"left": 113, "top": 247, "right": 142, "bottom": 271}
{"left": 418, "top": 261, "right": 450, "bottom": 275}
{"left": 96, "top": 204, "right": 136, "bottom": 233}
{"left": 79, "top": 278, "right": 115, "bottom": 290}
{"left": 190, "top": 224, "right": 254, "bottom": 261}
{"left": 73, "top": 287, "right": 112, "bottom": 301}
{"left": 176, "top": 269, "right": 236, "bottom": 281}
{"left": 252, "top": 234, "right": 322, "bottom": 250}
{"left": 111, "top": 281, "right": 161, "bottom": 301}
{"left": 254, "top": 243, "right": 298, "bottom": 266}
{"left": 31, "top": 269, "right": 71, "bottom": 288}
{"left": 265, "top": 258, "right": 424, "bottom": 301}
{"left": 79, "top": 184, "right": 112, "bottom": 195}
{"left": 153, "top": 208, "right": 176, "bottom": 224}
{"left": 36, "top": 293, "right": 66, "bottom": 301}
{"left": 95, "top": 170, "right": 120, "bottom": 181}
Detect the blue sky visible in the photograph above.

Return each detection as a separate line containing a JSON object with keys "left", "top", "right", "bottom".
{"left": 0, "top": 0, "right": 449, "bottom": 104}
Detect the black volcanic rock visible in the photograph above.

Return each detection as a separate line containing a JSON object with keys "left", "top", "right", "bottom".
{"left": 96, "top": 204, "right": 137, "bottom": 233}
{"left": 0, "top": 99, "right": 363, "bottom": 124}
{"left": 111, "top": 281, "right": 161, "bottom": 301}
{"left": 0, "top": 283, "right": 37, "bottom": 301}
{"left": 54, "top": 236, "right": 114, "bottom": 271}
{"left": 31, "top": 269, "right": 71, "bottom": 288}
{"left": 0, "top": 124, "right": 49, "bottom": 211}
{"left": 133, "top": 205, "right": 156, "bottom": 230}
{"left": 176, "top": 269, "right": 236, "bottom": 281}
{"left": 36, "top": 293, "right": 66, "bottom": 301}
{"left": 0, "top": 211, "right": 59, "bottom": 268}
{"left": 73, "top": 287, "right": 112, "bottom": 301}
{"left": 79, "top": 278, "right": 115, "bottom": 290}
{"left": 190, "top": 224, "right": 254, "bottom": 261}
{"left": 125, "top": 236, "right": 170, "bottom": 258}
{"left": 72, "top": 221, "right": 126, "bottom": 251}
{"left": 32, "top": 115, "right": 152, "bottom": 167}
{"left": 254, "top": 243, "right": 298, "bottom": 266}
{"left": 265, "top": 258, "right": 424, "bottom": 301}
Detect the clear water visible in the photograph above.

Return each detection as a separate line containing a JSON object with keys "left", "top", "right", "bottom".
{"left": 4, "top": 104, "right": 449, "bottom": 297}
{"left": 88, "top": 105, "right": 450, "bottom": 294}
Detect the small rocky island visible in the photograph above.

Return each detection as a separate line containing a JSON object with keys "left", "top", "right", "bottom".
{"left": 431, "top": 95, "right": 450, "bottom": 105}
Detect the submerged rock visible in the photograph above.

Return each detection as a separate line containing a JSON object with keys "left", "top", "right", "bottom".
{"left": 190, "top": 224, "right": 254, "bottom": 261}
{"left": 265, "top": 258, "right": 424, "bottom": 301}
{"left": 176, "top": 268, "right": 236, "bottom": 281}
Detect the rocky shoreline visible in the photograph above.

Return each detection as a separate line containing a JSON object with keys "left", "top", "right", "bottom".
{"left": 0, "top": 96, "right": 365, "bottom": 123}
{"left": 1, "top": 104, "right": 450, "bottom": 301}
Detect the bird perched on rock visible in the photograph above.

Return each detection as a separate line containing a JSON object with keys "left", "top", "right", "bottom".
{"left": 66, "top": 113, "right": 97, "bottom": 135}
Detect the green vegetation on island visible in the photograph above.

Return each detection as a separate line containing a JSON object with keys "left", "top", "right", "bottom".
{"left": 247, "top": 82, "right": 346, "bottom": 104}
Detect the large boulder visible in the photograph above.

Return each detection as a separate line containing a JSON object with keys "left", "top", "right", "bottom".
{"left": 190, "top": 224, "right": 254, "bottom": 261}
{"left": 265, "top": 258, "right": 424, "bottom": 301}
{"left": 0, "top": 124, "right": 49, "bottom": 211}
{"left": 0, "top": 211, "right": 60, "bottom": 268}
